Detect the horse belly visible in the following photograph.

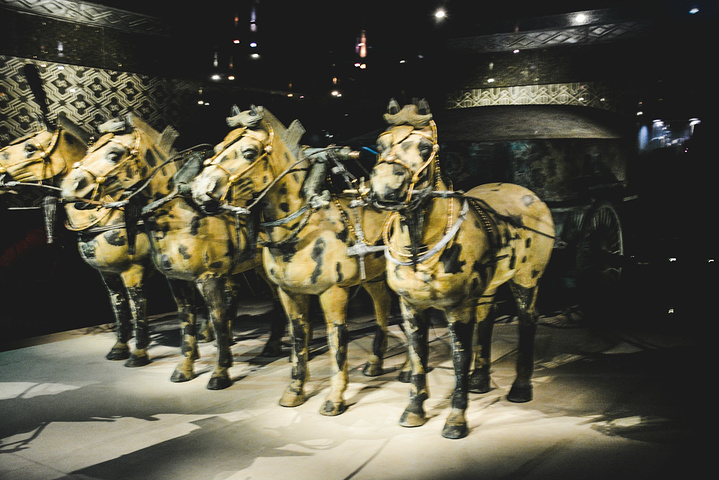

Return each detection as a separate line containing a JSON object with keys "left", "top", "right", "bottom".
{"left": 262, "top": 236, "right": 362, "bottom": 294}
{"left": 77, "top": 232, "right": 150, "bottom": 273}
{"left": 387, "top": 265, "right": 472, "bottom": 309}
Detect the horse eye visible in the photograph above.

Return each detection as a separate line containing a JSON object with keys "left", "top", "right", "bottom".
{"left": 419, "top": 145, "right": 432, "bottom": 159}
{"left": 107, "top": 151, "right": 121, "bottom": 162}
{"left": 24, "top": 143, "right": 37, "bottom": 153}
{"left": 243, "top": 149, "right": 258, "bottom": 160}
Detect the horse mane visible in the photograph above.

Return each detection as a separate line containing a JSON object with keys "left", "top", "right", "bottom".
{"left": 225, "top": 105, "right": 305, "bottom": 160}
{"left": 99, "top": 113, "right": 178, "bottom": 157}
{"left": 384, "top": 98, "right": 433, "bottom": 128}
{"left": 56, "top": 113, "right": 91, "bottom": 145}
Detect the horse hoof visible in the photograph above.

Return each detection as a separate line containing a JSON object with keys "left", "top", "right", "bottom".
{"left": 442, "top": 409, "right": 468, "bottom": 439}
{"left": 469, "top": 373, "right": 491, "bottom": 394}
{"left": 124, "top": 353, "right": 150, "bottom": 368}
{"left": 398, "top": 370, "right": 411, "bottom": 383}
{"left": 442, "top": 422, "right": 469, "bottom": 439}
{"left": 507, "top": 383, "right": 533, "bottom": 403}
{"left": 106, "top": 347, "right": 130, "bottom": 361}
{"left": 207, "top": 375, "right": 232, "bottom": 390}
{"left": 279, "top": 389, "right": 306, "bottom": 407}
{"left": 170, "top": 368, "right": 193, "bottom": 383}
{"left": 362, "top": 361, "right": 383, "bottom": 377}
{"left": 399, "top": 409, "right": 427, "bottom": 428}
{"left": 320, "top": 399, "right": 347, "bottom": 416}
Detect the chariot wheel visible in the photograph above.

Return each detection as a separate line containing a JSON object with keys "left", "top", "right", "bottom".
{"left": 575, "top": 201, "right": 624, "bottom": 319}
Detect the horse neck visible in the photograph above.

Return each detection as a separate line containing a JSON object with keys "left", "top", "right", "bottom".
{"left": 396, "top": 178, "right": 454, "bottom": 248}
{"left": 260, "top": 159, "right": 307, "bottom": 224}
{"left": 51, "top": 131, "right": 88, "bottom": 188}
{"left": 141, "top": 140, "right": 177, "bottom": 203}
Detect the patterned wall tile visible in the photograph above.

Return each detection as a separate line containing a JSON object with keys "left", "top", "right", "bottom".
{"left": 0, "top": 54, "right": 193, "bottom": 146}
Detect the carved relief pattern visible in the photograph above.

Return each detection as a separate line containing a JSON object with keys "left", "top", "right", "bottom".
{"left": 0, "top": 0, "right": 168, "bottom": 35}
{"left": 446, "top": 82, "right": 616, "bottom": 111}
{"left": 0, "top": 55, "right": 191, "bottom": 146}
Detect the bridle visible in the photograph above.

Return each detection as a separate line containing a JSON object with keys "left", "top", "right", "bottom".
{"left": 200, "top": 124, "right": 276, "bottom": 212}
{"left": 0, "top": 128, "right": 65, "bottom": 188}
{"left": 374, "top": 120, "right": 439, "bottom": 209}
{"left": 70, "top": 129, "right": 144, "bottom": 205}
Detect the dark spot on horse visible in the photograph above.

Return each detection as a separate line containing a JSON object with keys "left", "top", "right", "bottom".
{"left": 525, "top": 237, "right": 532, "bottom": 248}
{"left": 439, "top": 244, "right": 465, "bottom": 274}
{"left": 471, "top": 277, "right": 479, "bottom": 291}
{"left": 209, "top": 261, "right": 223, "bottom": 269}
{"left": 125, "top": 165, "right": 133, "bottom": 177}
{"left": 522, "top": 256, "right": 527, "bottom": 263}
{"left": 104, "top": 230, "right": 126, "bottom": 247}
{"left": 310, "top": 237, "right": 326, "bottom": 284}
{"left": 509, "top": 251, "right": 517, "bottom": 269}
{"left": 336, "top": 262, "right": 343, "bottom": 282}
{"left": 279, "top": 185, "right": 288, "bottom": 195}
{"left": 335, "top": 226, "right": 349, "bottom": 243}
{"left": 145, "top": 149, "right": 157, "bottom": 167}
{"left": 280, "top": 202, "right": 290, "bottom": 213}
{"left": 190, "top": 216, "right": 201, "bottom": 236}
{"left": 79, "top": 240, "right": 96, "bottom": 259}
{"left": 532, "top": 269, "right": 540, "bottom": 278}
{"left": 178, "top": 244, "right": 192, "bottom": 260}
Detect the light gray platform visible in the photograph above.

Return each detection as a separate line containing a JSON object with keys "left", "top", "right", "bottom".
{"left": 0, "top": 301, "right": 702, "bottom": 480}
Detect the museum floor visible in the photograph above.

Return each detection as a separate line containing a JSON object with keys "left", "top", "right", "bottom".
{"left": 0, "top": 297, "right": 704, "bottom": 480}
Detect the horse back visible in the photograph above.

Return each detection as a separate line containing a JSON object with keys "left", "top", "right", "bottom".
{"left": 465, "top": 182, "right": 555, "bottom": 287}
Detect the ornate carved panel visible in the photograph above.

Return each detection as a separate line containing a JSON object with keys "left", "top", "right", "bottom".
{"left": 0, "top": 55, "right": 191, "bottom": 146}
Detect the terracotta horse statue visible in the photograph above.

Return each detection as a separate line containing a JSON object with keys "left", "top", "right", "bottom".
{"left": 0, "top": 114, "right": 156, "bottom": 366}
{"left": 192, "top": 105, "right": 400, "bottom": 415}
{"left": 60, "top": 113, "right": 284, "bottom": 389}
{"left": 367, "top": 99, "right": 555, "bottom": 438}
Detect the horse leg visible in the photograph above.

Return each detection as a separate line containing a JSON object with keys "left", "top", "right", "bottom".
{"left": 255, "top": 270, "right": 285, "bottom": 357}
{"left": 399, "top": 299, "right": 430, "bottom": 428}
{"left": 168, "top": 279, "right": 200, "bottom": 383}
{"left": 120, "top": 266, "right": 151, "bottom": 367}
{"left": 469, "top": 291, "right": 497, "bottom": 393}
{"left": 262, "top": 295, "right": 286, "bottom": 357}
{"left": 361, "top": 278, "right": 393, "bottom": 377}
{"left": 197, "top": 277, "right": 233, "bottom": 390}
{"left": 100, "top": 272, "right": 132, "bottom": 360}
{"left": 278, "top": 289, "right": 311, "bottom": 407}
{"left": 318, "top": 286, "right": 350, "bottom": 416}
{"left": 442, "top": 304, "right": 477, "bottom": 439}
{"left": 507, "top": 282, "right": 539, "bottom": 403}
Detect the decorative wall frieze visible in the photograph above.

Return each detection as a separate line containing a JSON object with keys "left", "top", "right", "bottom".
{"left": 0, "top": 55, "right": 189, "bottom": 146}
{"left": 0, "top": 0, "right": 168, "bottom": 36}
{"left": 446, "top": 82, "right": 620, "bottom": 112}
{"left": 447, "top": 20, "right": 651, "bottom": 53}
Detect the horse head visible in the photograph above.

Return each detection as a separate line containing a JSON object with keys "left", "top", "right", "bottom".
{"left": 0, "top": 113, "right": 89, "bottom": 191}
{"left": 368, "top": 98, "right": 439, "bottom": 211}
{"left": 191, "top": 104, "right": 298, "bottom": 214}
{"left": 60, "top": 113, "right": 178, "bottom": 206}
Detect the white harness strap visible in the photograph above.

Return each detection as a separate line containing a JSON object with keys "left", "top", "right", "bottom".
{"left": 385, "top": 200, "right": 469, "bottom": 266}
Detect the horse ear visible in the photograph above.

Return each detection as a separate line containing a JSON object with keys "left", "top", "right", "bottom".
{"left": 387, "top": 98, "right": 400, "bottom": 115}
{"left": 231, "top": 104, "right": 241, "bottom": 116}
{"left": 124, "top": 113, "right": 136, "bottom": 129}
{"left": 417, "top": 98, "right": 431, "bottom": 116}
